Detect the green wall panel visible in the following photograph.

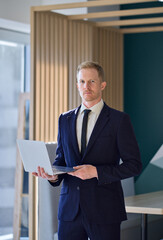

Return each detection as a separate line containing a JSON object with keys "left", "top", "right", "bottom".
{"left": 124, "top": 32, "right": 163, "bottom": 193}
{"left": 124, "top": 32, "right": 163, "bottom": 170}
{"left": 135, "top": 164, "right": 163, "bottom": 194}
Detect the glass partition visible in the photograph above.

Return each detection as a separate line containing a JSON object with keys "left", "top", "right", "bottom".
{"left": 0, "top": 40, "right": 30, "bottom": 239}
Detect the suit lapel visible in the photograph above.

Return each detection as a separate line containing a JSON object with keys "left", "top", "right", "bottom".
{"left": 68, "top": 106, "right": 81, "bottom": 160}
{"left": 83, "top": 104, "right": 111, "bottom": 158}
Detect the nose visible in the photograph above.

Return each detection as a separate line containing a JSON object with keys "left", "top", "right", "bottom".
{"left": 84, "top": 82, "right": 90, "bottom": 89}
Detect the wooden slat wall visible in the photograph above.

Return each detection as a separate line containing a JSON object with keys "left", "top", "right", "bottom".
{"left": 68, "top": 21, "right": 98, "bottom": 109}
{"left": 98, "top": 28, "right": 123, "bottom": 111}
{"left": 68, "top": 21, "right": 123, "bottom": 111}
{"left": 34, "top": 12, "right": 68, "bottom": 142}
{"left": 32, "top": 12, "right": 123, "bottom": 140}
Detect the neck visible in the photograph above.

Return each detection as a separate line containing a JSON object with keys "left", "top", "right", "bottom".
{"left": 83, "top": 99, "right": 101, "bottom": 108}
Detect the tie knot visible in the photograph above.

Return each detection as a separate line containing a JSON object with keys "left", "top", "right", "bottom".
{"left": 83, "top": 109, "right": 91, "bottom": 116}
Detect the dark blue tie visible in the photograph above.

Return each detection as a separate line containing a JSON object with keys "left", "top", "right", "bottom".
{"left": 81, "top": 109, "right": 91, "bottom": 157}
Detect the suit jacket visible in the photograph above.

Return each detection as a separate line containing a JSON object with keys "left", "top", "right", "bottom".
{"left": 50, "top": 103, "right": 142, "bottom": 224}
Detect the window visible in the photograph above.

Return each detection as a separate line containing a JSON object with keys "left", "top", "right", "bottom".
{"left": 0, "top": 38, "right": 30, "bottom": 239}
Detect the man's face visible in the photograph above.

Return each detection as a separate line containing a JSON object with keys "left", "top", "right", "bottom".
{"left": 77, "top": 68, "right": 106, "bottom": 105}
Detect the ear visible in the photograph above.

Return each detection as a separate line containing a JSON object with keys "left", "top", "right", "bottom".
{"left": 101, "top": 81, "right": 107, "bottom": 91}
{"left": 76, "top": 82, "right": 79, "bottom": 90}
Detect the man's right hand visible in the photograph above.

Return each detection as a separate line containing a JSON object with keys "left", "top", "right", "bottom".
{"left": 32, "top": 166, "right": 58, "bottom": 182}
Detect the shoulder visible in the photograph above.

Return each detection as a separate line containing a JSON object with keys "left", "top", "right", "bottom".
{"left": 59, "top": 106, "right": 80, "bottom": 119}
{"left": 104, "top": 103, "right": 128, "bottom": 119}
{"left": 104, "top": 104, "right": 131, "bottom": 127}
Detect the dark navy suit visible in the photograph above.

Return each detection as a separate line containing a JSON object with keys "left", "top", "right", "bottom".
{"left": 50, "top": 103, "right": 142, "bottom": 239}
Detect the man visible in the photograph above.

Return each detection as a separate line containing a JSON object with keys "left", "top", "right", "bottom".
{"left": 33, "top": 61, "right": 142, "bottom": 240}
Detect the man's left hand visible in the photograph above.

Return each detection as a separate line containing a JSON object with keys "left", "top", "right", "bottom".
{"left": 68, "top": 165, "right": 98, "bottom": 180}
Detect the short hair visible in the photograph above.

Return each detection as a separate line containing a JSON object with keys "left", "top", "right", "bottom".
{"left": 77, "top": 61, "right": 105, "bottom": 82}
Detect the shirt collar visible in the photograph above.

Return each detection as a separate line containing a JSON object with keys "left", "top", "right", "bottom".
{"left": 80, "top": 99, "right": 104, "bottom": 115}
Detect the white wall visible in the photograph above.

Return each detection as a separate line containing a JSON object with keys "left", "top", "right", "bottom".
{"left": 0, "top": 0, "right": 87, "bottom": 25}
{"left": 0, "top": 0, "right": 41, "bottom": 24}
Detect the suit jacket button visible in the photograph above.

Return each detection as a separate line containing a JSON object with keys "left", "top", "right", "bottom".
{"left": 77, "top": 186, "right": 80, "bottom": 190}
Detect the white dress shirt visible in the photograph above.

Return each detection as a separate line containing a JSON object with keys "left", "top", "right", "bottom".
{"left": 76, "top": 99, "right": 104, "bottom": 152}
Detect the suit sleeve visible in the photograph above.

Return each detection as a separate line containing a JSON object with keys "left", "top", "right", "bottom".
{"left": 96, "top": 113, "right": 142, "bottom": 185}
{"left": 49, "top": 114, "right": 66, "bottom": 187}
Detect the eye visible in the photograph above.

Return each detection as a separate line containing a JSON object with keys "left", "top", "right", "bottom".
{"left": 79, "top": 80, "right": 85, "bottom": 84}
{"left": 91, "top": 80, "right": 95, "bottom": 83}
{"left": 80, "top": 80, "right": 85, "bottom": 83}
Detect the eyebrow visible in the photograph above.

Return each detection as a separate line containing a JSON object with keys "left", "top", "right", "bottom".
{"left": 79, "top": 79, "right": 96, "bottom": 81}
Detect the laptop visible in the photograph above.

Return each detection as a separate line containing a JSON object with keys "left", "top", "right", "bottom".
{"left": 16, "top": 139, "right": 75, "bottom": 175}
